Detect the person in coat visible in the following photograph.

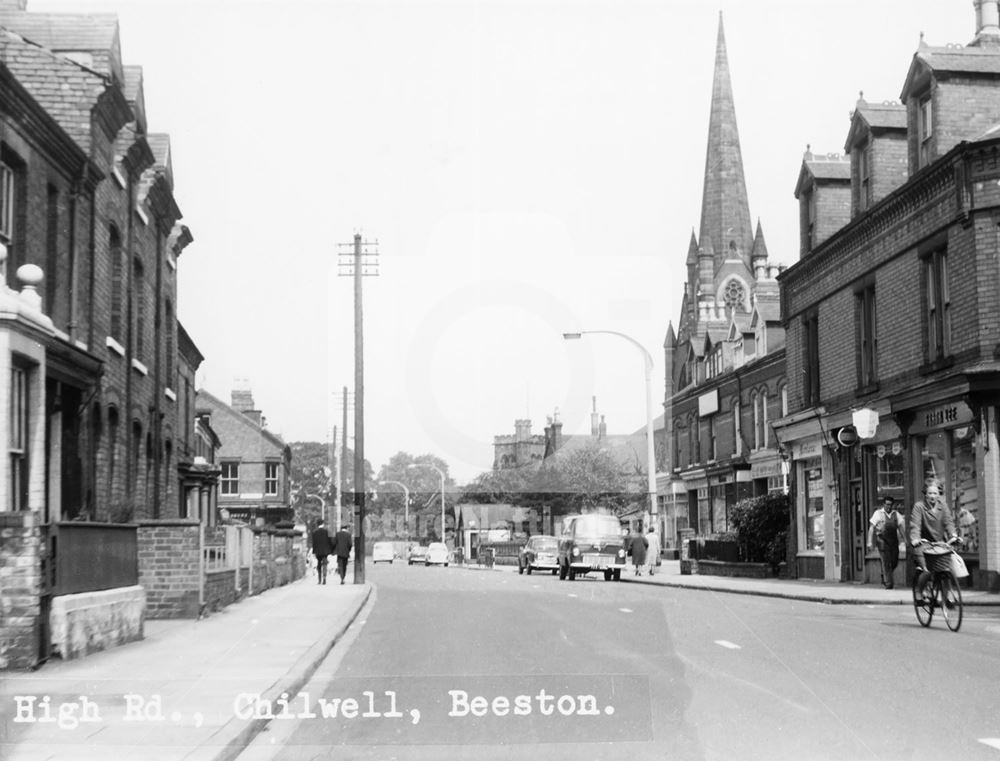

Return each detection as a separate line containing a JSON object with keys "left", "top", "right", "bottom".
{"left": 310, "top": 520, "right": 334, "bottom": 585}
{"left": 909, "top": 477, "right": 958, "bottom": 574}
{"left": 333, "top": 525, "right": 354, "bottom": 584}
{"left": 628, "top": 527, "right": 648, "bottom": 576}
{"left": 644, "top": 528, "right": 660, "bottom": 576}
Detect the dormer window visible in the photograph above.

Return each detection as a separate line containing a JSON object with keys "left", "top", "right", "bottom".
{"left": 918, "top": 95, "right": 933, "bottom": 168}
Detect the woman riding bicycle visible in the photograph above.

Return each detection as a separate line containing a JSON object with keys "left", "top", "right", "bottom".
{"left": 909, "top": 477, "right": 959, "bottom": 572}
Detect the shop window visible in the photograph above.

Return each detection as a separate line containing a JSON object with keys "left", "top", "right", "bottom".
{"left": 919, "top": 427, "right": 978, "bottom": 555}
{"left": 875, "top": 441, "right": 904, "bottom": 494}
{"left": 697, "top": 487, "right": 711, "bottom": 536}
{"left": 803, "top": 459, "right": 824, "bottom": 551}
{"left": 710, "top": 484, "right": 728, "bottom": 534}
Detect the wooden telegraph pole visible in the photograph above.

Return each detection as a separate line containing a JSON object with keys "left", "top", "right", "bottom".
{"left": 338, "top": 233, "right": 378, "bottom": 583}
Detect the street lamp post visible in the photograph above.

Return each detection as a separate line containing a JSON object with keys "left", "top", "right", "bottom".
{"left": 407, "top": 463, "right": 446, "bottom": 544}
{"left": 563, "top": 330, "right": 658, "bottom": 533}
{"left": 378, "top": 480, "right": 410, "bottom": 548}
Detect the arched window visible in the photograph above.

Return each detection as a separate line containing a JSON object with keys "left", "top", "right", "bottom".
{"left": 751, "top": 391, "right": 760, "bottom": 450}
{"left": 760, "top": 390, "right": 769, "bottom": 447}
{"left": 133, "top": 258, "right": 145, "bottom": 360}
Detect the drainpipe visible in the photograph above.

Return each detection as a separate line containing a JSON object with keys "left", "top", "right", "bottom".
{"left": 198, "top": 521, "right": 205, "bottom": 615}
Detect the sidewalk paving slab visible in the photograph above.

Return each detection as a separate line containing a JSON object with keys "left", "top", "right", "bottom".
{"left": 0, "top": 577, "right": 371, "bottom": 761}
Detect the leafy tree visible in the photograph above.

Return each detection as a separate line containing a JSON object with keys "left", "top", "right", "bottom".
{"left": 289, "top": 441, "right": 372, "bottom": 529}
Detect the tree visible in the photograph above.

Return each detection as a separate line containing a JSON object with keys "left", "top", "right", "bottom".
{"left": 289, "top": 441, "right": 372, "bottom": 528}
{"left": 556, "top": 442, "right": 631, "bottom": 514}
{"left": 729, "top": 492, "right": 790, "bottom": 570}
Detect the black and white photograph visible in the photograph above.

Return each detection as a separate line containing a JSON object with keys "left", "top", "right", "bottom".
{"left": 1, "top": 0, "right": 1000, "bottom": 758}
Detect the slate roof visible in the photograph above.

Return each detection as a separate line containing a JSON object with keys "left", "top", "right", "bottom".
{"left": 915, "top": 45, "right": 1000, "bottom": 75}
{"left": 804, "top": 157, "right": 851, "bottom": 180}
{"left": 856, "top": 101, "right": 907, "bottom": 129}
{"left": 0, "top": 27, "right": 107, "bottom": 153}
{"left": 0, "top": 11, "right": 117, "bottom": 50}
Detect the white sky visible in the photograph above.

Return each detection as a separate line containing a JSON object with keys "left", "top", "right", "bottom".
{"left": 29, "top": 0, "right": 974, "bottom": 483}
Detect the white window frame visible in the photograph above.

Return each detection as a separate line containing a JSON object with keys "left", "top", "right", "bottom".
{"left": 264, "top": 462, "right": 279, "bottom": 496}
{"left": 0, "top": 161, "right": 13, "bottom": 243}
{"left": 221, "top": 461, "right": 239, "bottom": 495}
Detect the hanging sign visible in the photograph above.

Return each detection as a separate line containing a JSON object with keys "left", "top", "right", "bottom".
{"left": 852, "top": 408, "right": 879, "bottom": 439}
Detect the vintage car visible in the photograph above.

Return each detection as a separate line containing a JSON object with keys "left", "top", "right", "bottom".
{"left": 558, "top": 513, "right": 626, "bottom": 581}
{"left": 372, "top": 541, "right": 395, "bottom": 564}
{"left": 425, "top": 542, "right": 450, "bottom": 566}
{"left": 518, "top": 534, "right": 559, "bottom": 575}
{"left": 407, "top": 545, "right": 429, "bottom": 565}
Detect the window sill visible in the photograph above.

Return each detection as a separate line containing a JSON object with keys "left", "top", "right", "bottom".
{"left": 106, "top": 336, "right": 125, "bottom": 357}
{"left": 919, "top": 355, "right": 955, "bottom": 375}
{"left": 854, "top": 382, "right": 880, "bottom": 397}
{"left": 131, "top": 358, "right": 148, "bottom": 376}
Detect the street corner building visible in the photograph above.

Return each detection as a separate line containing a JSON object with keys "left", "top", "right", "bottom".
{"left": 0, "top": 0, "right": 303, "bottom": 671}
{"left": 772, "top": 2, "right": 1000, "bottom": 591}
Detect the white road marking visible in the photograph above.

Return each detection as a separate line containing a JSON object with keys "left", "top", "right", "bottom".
{"left": 979, "top": 738, "right": 1000, "bottom": 751}
{"left": 619, "top": 608, "right": 633, "bottom": 613}
{"left": 715, "top": 640, "right": 741, "bottom": 650}
{"left": 567, "top": 593, "right": 578, "bottom": 598}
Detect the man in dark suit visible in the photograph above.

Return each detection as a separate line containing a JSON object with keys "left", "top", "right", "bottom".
{"left": 333, "top": 525, "right": 353, "bottom": 584}
{"left": 311, "top": 520, "right": 334, "bottom": 584}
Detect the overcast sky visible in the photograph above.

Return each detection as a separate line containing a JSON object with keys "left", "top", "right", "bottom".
{"left": 29, "top": 0, "right": 974, "bottom": 482}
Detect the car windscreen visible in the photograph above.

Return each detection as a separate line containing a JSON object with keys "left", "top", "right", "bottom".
{"left": 572, "top": 515, "right": 622, "bottom": 540}
{"left": 533, "top": 538, "right": 558, "bottom": 550}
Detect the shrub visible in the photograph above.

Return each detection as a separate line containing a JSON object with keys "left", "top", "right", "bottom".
{"left": 729, "top": 492, "right": 790, "bottom": 570}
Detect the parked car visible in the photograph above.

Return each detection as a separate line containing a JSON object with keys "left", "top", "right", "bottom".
{"left": 558, "top": 513, "right": 626, "bottom": 581}
{"left": 518, "top": 534, "right": 559, "bottom": 575}
{"left": 372, "top": 541, "right": 395, "bottom": 564}
{"left": 408, "top": 545, "right": 429, "bottom": 565}
{"left": 425, "top": 542, "right": 450, "bottom": 566}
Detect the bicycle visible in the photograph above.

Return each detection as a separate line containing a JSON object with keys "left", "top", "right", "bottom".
{"left": 912, "top": 539, "right": 964, "bottom": 632}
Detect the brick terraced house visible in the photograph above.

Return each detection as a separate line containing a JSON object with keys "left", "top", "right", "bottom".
{"left": 774, "top": 1, "right": 1000, "bottom": 590}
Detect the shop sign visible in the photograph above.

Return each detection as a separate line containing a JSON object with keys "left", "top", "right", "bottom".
{"left": 792, "top": 439, "right": 823, "bottom": 460}
{"left": 910, "top": 401, "right": 973, "bottom": 434}
{"left": 750, "top": 461, "right": 782, "bottom": 479}
{"left": 712, "top": 474, "right": 731, "bottom": 484}
{"left": 699, "top": 389, "right": 719, "bottom": 417}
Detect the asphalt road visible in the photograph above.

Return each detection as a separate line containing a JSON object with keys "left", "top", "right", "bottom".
{"left": 240, "top": 562, "right": 1000, "bottom": 761}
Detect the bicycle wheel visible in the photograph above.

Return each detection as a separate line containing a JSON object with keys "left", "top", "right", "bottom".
{"left": 940, "top": 572, "right": 963, "bottom": 632}
{"left": 913, "top": 571, "right": 934, "bottom": 627}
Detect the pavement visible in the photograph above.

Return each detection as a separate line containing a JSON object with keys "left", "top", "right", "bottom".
{"left": 1, "top": 558, "right": 998, "bottom": 761}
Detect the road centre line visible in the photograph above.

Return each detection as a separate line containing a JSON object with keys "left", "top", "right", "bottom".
{"left": 619, "top": 608, "right": 633, "bottom": 613}
{"left": 714, "top": 640, "right": 741, "bottom": 650}
{"left": 979, "top": 738, "right": 1000, "bottom": 751}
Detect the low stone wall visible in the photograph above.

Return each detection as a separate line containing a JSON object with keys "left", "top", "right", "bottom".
{"left": 693, "top": 559, "right": 774, "bottom": 579}
{"left": 50, "top": 586, "right": 145, "bottom": 660}
{"left": 0, "top": 511, "right": 43, "bottom": 670}
{"left": 137, "top": 520, "right": 201, "bottom": 619}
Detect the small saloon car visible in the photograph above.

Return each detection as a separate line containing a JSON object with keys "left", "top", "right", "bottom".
{"left": 558, "top": 513, "right": 626, "bottom": 581}
{"left": 518, "top": 534, "right": 559, "bottom": 575}
{"left": 425, "top": 541, "right": 450, "bottom": 566}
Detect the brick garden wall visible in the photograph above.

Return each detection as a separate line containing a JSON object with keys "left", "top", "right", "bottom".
{"left": 0, "top": 512, "right": 43, "bottom": 670}
{"left": 137, "top": 520, "right": 200, "bottom": 619}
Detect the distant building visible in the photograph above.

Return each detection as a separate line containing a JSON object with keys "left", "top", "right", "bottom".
{"left": 197, "top": 386, "right": 293, "bottom": 526}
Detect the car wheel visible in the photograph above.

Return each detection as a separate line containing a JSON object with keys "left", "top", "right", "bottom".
{"left": 612, "top": 569, "right": 621, "bottom": 581}
{"left": 445, "top": 563, "right": 449, "bottom": 567}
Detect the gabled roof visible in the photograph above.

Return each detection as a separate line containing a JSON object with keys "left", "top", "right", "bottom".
{"left": 845, "top": 99, "right": 906, "bottom": 152}
{"left": 196, "top": 388, "right": 289, "bottom": 454}
{"left": 901, "top": 43, "right": 1000, "bottom": 100}
{"left": 794, "top": 151, "right": 850, "bottom": 197}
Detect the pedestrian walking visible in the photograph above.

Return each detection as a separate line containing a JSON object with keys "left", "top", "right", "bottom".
{"left": 628, "top": 526, "right": 648, "bottom": 576}
{"left": 310, "top": 520, "right": 334, "bottom": 585}
{"left": 333, "top": 524, "right": 353, "bottom": 584}
{"left": 645, "top": 527, "right": 660, "bottom": 576}
{"left": 866, "top": 496, "right": 905, "bottom": 588}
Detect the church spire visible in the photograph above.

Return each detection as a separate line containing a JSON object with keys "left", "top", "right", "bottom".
{"left": 698, "top": 12, "right": 754, "bottom": 270}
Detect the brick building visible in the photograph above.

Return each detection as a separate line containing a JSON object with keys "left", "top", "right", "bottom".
{"left": 197, "top": 387, "right": 293, "bottom": 526}
{"left": 662, "top": 14, "right": 788, "bottom": 552}
{"left": 774, "top": 1, "right": 1000, "bottom": 590}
